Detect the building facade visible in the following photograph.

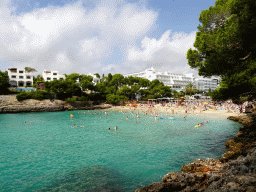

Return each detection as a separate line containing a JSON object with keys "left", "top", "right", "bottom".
{"left": 8, "top": 68, "right": 34, "bottom": 87}
{"left": 124, "top": 67, "right": 219, "bottom": 92}
{"left": 42, "top": 70, "right": 66, "bottom": 81}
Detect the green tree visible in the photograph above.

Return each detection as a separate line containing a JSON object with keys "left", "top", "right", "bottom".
{"left": 0, "top": 70, "right": 10, "bottom": 94}
{"left": 25, "top": 67, "right": 37, "bottom": 73}
{"left": 187, "top": 0, "right": 256, "bottom": 99}
{"left": 185, "top": 82, "right": 197, "bottom": 96}
{"left": 94, "top": 73, "right": 100, "bottom": 79}
{"left": 66, "top": 73, "right": 80, "bottom": 82}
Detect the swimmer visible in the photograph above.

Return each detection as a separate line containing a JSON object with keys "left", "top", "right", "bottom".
{"left": 73, "top": 124, "right": 84, "bottom": 127}
{"left": 30, "top": 121, "right": 32, "bottom": 124}
{"left": 108, "top": 127, "right": 111, "bottom": 130}
{"left": 137, "top": 115, "right": 140, "bottom": 118}
{"left": 184, "top": 117, "right": 186, "bottom": 120}
{"left": 155, "top": 116, "right": 157, "bottom": 121}
{"left": 207, "top": 129, "right": 210, "bottom": 133}
{"left": 114, "top": 126, "right": 118, "bottom": 130}
{"left": 135, "top": 121, "right": 139, "bottom": 123}
{"left": 126, "top": 116, "right": 129, "bottom": 120}
{"left": 24, "top": 121, "right": 26, "bottom": 124}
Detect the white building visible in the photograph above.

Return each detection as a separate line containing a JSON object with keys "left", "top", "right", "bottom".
{"left": 124, "top": 67, "right": 195, "bottom": 92}
{"left": 42, "top": 70, "right": 65, "bottom": 81}
{"left": 88, "top": 73, "right": 100, "bottom": 85}
{"left": 194, "top": 77, "right": 219, "bottom": 92}
{"left": 8, "top": 68, "right": 34, "bottom": 87}
{"left": 124, "top": 67, "right": 219, "bottom": 92}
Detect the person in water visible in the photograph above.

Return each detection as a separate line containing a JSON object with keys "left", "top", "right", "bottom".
{"left": 109, "top": 127, "right": 111, "bottom": 130}
{"left": 184, "top": 117, "right": 186, "bottom": 120}
{"left": 126, "top": 116, "right": 129, "bottom": 120}
{"left": 73, "top": 124, "right": 84, "bottom": 127}
{"left": 114, "top": 126, "right": 118, "bottom": 130}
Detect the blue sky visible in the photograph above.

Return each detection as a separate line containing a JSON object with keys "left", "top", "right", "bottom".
{"left": 0, "top": 0, "right": 217, "bottom": 76}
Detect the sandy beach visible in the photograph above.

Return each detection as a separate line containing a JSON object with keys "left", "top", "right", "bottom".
{"left": 109, "top": 103, "right": 245, "bottom": 119}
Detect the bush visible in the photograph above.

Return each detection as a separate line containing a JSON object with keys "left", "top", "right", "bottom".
{"left": 106, "top": 94, "right": 120, "bottom": 104}
{"left": 16, "top": 90, "right": 53, "bottom": 101}
{"left": 79, "top": 96, "right": 90, "bottom": 103}
{"left": 66, "top": 97, "right": 76, "bottom": 103}
{"left": 30, "top": 90, "right": 53, "bottom": 101}
{"left": 16, "top": 91, "right": 31, "bottom": 101}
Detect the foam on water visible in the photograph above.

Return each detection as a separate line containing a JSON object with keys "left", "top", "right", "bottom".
{"left": 0, "top": 110, "right": 241, "bottom": 191}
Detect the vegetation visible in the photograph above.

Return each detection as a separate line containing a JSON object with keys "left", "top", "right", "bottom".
{"left": 16, "top": 90, "right": 54, "bottom": 101}
{"left": 185, "top": 82, "right": 197, "bottom": 96}
{"left": 187, "top": 0, "right": 256, "bottom": 100}
{"left": 25, "top": 67, "right": 37, "bottom": 73}
{"left": 0, "top": 70, "right": 10, "bottom": 95}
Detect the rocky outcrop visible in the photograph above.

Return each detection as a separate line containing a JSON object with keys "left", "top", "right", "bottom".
{"left": 0, "top": 95, "right": 112, "bottom": 113}
{"left": 136, "top": 113, "right": 256, "bottom": 192}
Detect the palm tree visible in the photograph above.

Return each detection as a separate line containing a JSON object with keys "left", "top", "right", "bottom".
{"left": 185, "top": 82, "right": 197, "bottom": 96}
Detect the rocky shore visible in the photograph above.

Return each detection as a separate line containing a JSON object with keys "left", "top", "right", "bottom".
{"left": 0, "top": 95, "right": 112, "bottom": 113}
{"left": 136, "top": 112, "right": 256, "bottom": 192}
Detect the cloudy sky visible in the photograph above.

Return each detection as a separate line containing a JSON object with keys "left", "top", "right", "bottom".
{"left": 0, "top": 0, "right": 217, "bottom": 76}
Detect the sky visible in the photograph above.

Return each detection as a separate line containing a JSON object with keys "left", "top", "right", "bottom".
{"left": 0, "top": 0, "right": 217, "bottom": 77}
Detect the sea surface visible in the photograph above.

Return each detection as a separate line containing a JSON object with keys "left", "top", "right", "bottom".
{"left": 0, "top": 110, "right": 241, "bottom": 192}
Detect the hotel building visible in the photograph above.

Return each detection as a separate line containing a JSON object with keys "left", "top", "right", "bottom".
{"left": 124, "top": 67, "right": 219, "bottom": 92}
{"left": 8, "top": 68, "right": 34, "bottom": 87}
{"left": 42, "top": 70, "right": 66, "bottom": 81}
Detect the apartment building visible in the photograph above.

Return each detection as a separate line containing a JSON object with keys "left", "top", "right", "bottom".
{"left": 42, "top": 70, "right": 66, "bottom": 81}
{"left": 124, "top": 67, "right": 195, "bottom": 92}
{"left": 124, "top": 67, "right": 219, "bottom": 92}
{"left": 8, "top": 68, "right": 34, "bottom": 87}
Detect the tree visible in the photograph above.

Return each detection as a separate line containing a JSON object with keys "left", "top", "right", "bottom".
{"left": 66, "top": 73, "right": 80, "bottom": 82}
{"left": 94, "top": 73, "right": 100, "bottom": 79}
{"left": 0, "top": 70, "right": 10, "bottom": 94}
{"left": 185, "top": 82, "right": 197, "bottom": 96}
{"left": 187, "top": 0, "right": 256, "bottom": 99}
{"left": 25, "top": 67, "right": 37, "bottom": 73}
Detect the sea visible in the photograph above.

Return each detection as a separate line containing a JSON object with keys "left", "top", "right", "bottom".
{"left": 0, "top": 110, "right": 241, "bottom": 192}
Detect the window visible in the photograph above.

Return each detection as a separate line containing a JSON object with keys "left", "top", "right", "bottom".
{"left": 53, "top": 73, "right": 57, "bottom": 75}
{"left": 19, "top": 76, "right": 23, "bottom": 79}
{"left": 19, "top": 71, "right": 24, "bottom": 73}
{"left": 26, "top": 76, "right": 31, "bottom": 79}
{"left": 47, "top": 77, "right": 51, "bottom": 80}
{"left": 11, "top": 75, "right": 16, "bottom": 78}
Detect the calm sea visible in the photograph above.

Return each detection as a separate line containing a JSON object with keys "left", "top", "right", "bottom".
{"left": 0, "top": 110, "right": 241, "bottom": 191}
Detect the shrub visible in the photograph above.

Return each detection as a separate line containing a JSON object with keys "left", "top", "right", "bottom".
{"left": 79, "top": 96, "right": 90, "bottom": 103}
{"left": 16, "top": 91, "right": 31, "bottom": 101}
{"left": 66, "top": 97, "right": 76, "bottom": 103}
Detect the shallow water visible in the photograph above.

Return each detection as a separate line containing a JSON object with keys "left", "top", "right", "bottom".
{"left": 0, "top": 110, "right": 241, "bottom": 191}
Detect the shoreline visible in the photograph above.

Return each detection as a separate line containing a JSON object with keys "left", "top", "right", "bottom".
{"left": 1, "top": 96, "right": 255, "bottom": 191}
{"left": 134, "top": 108, "right": 256, "bottom": 191}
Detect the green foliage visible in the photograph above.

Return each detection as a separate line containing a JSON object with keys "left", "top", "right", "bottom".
{"left": 0, "top": 70, "right": 10, "bottom": 95}
{"left": 185, "top": 83, "right": 197, "bottom": 96}
{"left": 25, "top": 67, "right": 37, "bottom": 73}
{"left": 187, "top": 0, "right": 256, "bottom": 99}
{"left": 66, "top": 97, "right": 76, "bottom": 103}
{"left": 66, "top": 73, "right": 80, "bottom": 82}
{"left": 79, "top": 96, "right": 90, "bottom": 103}
{"left": 106, "top": 94, "right": 121, "bottom": 104}
{"left": 94, "top": 73, "right": 100, "bottom": 79}
{"left": 16, "top": 91, "right": 31, "bottom": 101}
{"left": 142, "top": 94, "right": 155, "bottom": 101}
{"left": 16, "top": 90, "right": 53, "bottom": 101}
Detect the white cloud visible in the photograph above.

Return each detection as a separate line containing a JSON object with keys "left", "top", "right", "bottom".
{"left": 0, "top": 0, "right": 158, "bottom": 75}
{"left": 126, "top": 30, "right": 197, "bottom": 74}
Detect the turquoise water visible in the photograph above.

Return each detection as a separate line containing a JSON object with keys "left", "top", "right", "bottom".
{"left": 0, "top": 110, "right": 241, "bottom": 192}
